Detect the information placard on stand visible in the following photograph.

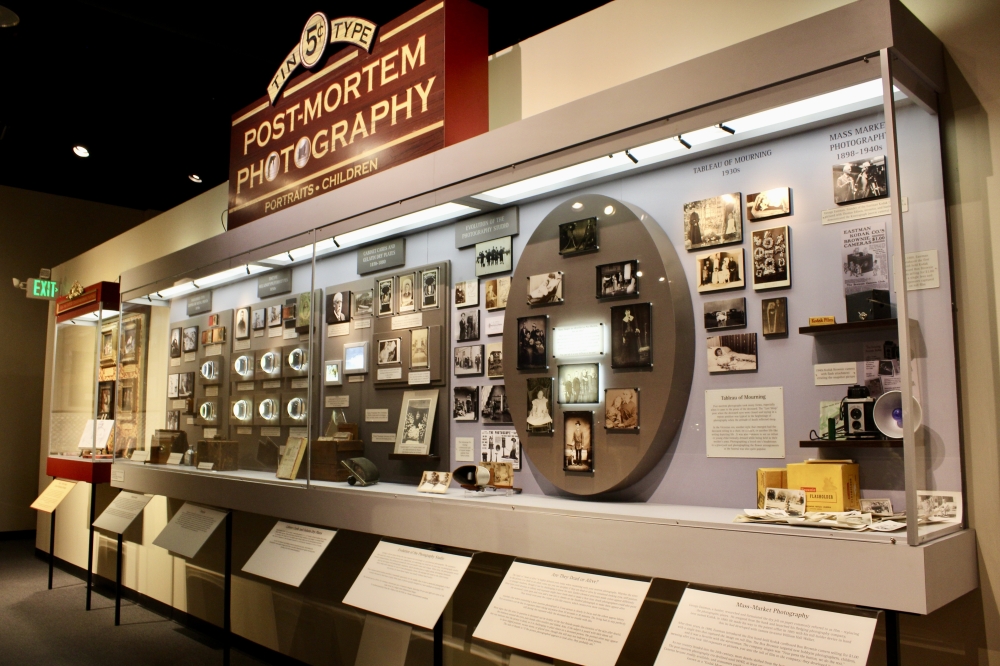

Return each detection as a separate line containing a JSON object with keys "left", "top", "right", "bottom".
{"left": 31, "top": 480, "right": 77, "bottom": 513}
{"left": 92, "top": 491, "right": 152, "bottom": 534}
{"left": 242, "top": 521, "right": 337, "bottom": 587}
{"left": 152, "top": 503, "right": 228, "bottom": 558}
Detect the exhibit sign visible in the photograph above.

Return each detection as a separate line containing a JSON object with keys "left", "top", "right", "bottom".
{"left": 152, "top": 503, "right": 228, "bottom": 559}
{"left": 227, "top": 0, "right": 488, "bottom": 229}
{"left": 187, "top": 292, "right": 213, "bottom": 316}
{"left": 31, "top": 480, "right": 77, "bottom": 513}
{"left": 257, "top": 268, "right": 293, "bottom": 298}
{"left": 92, "top": 491, "right": 152, "bottom": 534}
{"left": 242, "top": 521, "right": 337, "bottom": 587}
{"left": 455, "top": 206, "right": 519, "bottom": 248}
{"left": 358, "top": 238, "right": 405, "bottom": 274}
{"left": 705, "top": 387, "right": 785, "bottom": 458}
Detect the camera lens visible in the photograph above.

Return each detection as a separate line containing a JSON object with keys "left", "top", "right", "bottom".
{"left": 850, "top": 407, "right": 862, "bottom": 419}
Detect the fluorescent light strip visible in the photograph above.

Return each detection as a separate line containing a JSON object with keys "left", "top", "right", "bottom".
{"left": 153, "top": 264, "right": 268, "bottom": 300}
{"left": 333, "top": 202, "right": 479, "bottom": 249}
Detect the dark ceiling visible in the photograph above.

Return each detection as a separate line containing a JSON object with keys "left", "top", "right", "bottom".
{"left": 0, "top": 1, "right": 609, "bottom": 214}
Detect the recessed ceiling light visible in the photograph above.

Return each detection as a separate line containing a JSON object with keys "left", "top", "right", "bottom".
{"left": 572, "top": 202, "right": 583, "bottom": 209}
{"left": 188, "top": 174, "right": 202, "bottom": 183}
{"left": 72, "top": 145, "right": 89, "bottom": 158}
{"left": 604, "top": 205, "right": 615, "bottom": 215}
{"left": 658, "top": 277, "right": 665, "bottom": 282}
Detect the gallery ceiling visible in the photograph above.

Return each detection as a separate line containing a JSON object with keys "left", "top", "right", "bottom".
{"left": 0, "top": 1, "right": 609, "bottom": 214}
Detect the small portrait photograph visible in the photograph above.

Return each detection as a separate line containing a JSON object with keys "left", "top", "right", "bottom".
{"left": 267, "top": 304, "right": 282, "bottom": 327}
{"left": 235, "top": 307, "right": 251, "bottom": 340}
{"left": 483, "top": 461, "right": 515, "bottom": 487}
{"left": 764, "top": 488, "right": 806, "bottom": 516}
{"left": 480, "top": 428, "right": 520, "bottom": 469}
{"left": 165, "top": 410, "right": 180, "bottom": 431}
{"left": 420, "top": 268, "right": 439, "bottom": 310}
{"left": 683, "top": 193, "right": 742, "bottom": 250}
{"left": 475, "top": 236, "right": 512, "bottom": 277}
{"left": 704, "top": 297, "right": 746, "bottom": 332}
{"left": 354, "top": 289, "right": 374, "bottom": 317}
{"left": 486, "top": 342, "right": 503, "bottom": 379}
{"left": 761, "top": 297, "right": 788, "bottom": 337}
{"left": 252, "top": 308, "right": 266, "bottom": 331}
{"left": 398, "top": 273, "right": 416, "bottom": 313}
{"left": 746, "top": 187, "right": 791, "bottom": 221}
{"left": 605, "top": 388, "right": 639, "bottom": 430}
{"left": 169, "top": 328, "right": 181, "bottom": 359}
{"left": 707, "top": 333, "right": 758, "bottom": 373}
{"left": 454, "top": 279, "right": 479, "bottom": 308}
{"left": 100, "top": 326, "right": 118, "bottom": 367}
{"left": 377, "top": 338, "right": 401, "bottom": 365}
{"left": 265, "top": 150, "right": 280, "bottom": 182}
{"left": 326, "top": 291, "right": 351, "bottom": 323}
{"left": 167, "top": 373, "right": 179, "bottom": 398}
{"left": 454, "top": 344, "right": 484, "bottom": 376}
{"left": 480, "top": 384, "right": 512, "bottom": 424}
{"left": 485, "top": 276, "right": 510, "bottom": 311}
{"left": 860, "top": 498, "right": 894, "bottom": 517}
{"left": 558, "top": 363, "right": 599, "bottom": 404}
{"left": 325, "top": 360, "right": 342, "bottom": 386}
{"left": 121, "top": 320, "right": 139, "bottom": 362}
{"left": 410, "top": 328, "right": 429, "bottom": 368}
{"left": 400, "top": 398, "right": 433, "bottom": 451}
{"left": 201, "top": 330, "right": 210, "bottom": 346}
{"left": 833, "top": 156, "right": 887, "bottom": 205}
{"left": 98, "top": 380, "right": 115, "bottom": 419}
{"left": 917, "top": 491, "right": 961, "bottom": 522}
{"left": 527, "top": 271, "right": 564, "bottom": 306}
{"left": 610, "top": 303, "right": 652, "bottom": 368}
{"left": 212, "top": 326, "right": 226, "bottom": 344}
{"left": 526, "top": 377, "right": 554, "bottom": 435}
{"left": 209, "top": 314, "right": 220, "bottom": 327}
{"left": 696, "top": 248, "right": 745, "bottom": 293}
{"left": 751, "top": 226, "right": 790, "bottom": 290}
{"left": 453, "top": 386, "right": 479, "bottom": 422}
{"left": 457, "top": 310, "right": 480, "bottom": 342}
{"left": 563, "top": 411, "right": 594, "bottom": 472}
{"left": 282, "top": 302, "right": 296, "bottom": 325}
{"left": 179, "top": 372, "right": 195, "bottom": 397}
{"left": 378, "top": 277, "right": 394, "bottom": 316}
{"left": 417, "top": 471, "right": 452, "bottom": 494}
{"left": 597, "top": 260, "right": 638, "bottom": 298}
{"left": 294, "top": 136, "right": 311, "bottom": 169}
{"left": 559, "top": 217, "right": 598, "bottom": 256}
{"left": 517, "top": 315, "right": 548, "bottom": 370}
{"left": 119, "top": 384, "right": 135, "bottom": 412}
{"left": 296, "top": 293, "right": 311, "bottom": 331}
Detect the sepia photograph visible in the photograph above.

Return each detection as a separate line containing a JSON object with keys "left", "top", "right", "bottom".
{"left": 234, "top": 307, "right": 250, "bottom": 340}
{"left": 453, "top": 386, "right": 479, "bottom": 422}
{"left": 480, "top": 429, "right": 520, "bottom": 469}
{"left": 122, "top": 320, "right": 139, "bottom": 363}
{"left": 558, "top": 363, "right": 599, "bottom": 403}
{"left": 252, "top": 308, "right": 266, "bottom": 331}
{"left": 517, "top": 315, "right": 548, "bottom": 370}
{"left": 417, "top": 471, "right": 452, "bottom": 494}
{"left": 98, "top": 381, "right": 115, "bottom": 419}
{"left": 398, "top": 273, "right": 416, "bottom": 313}
{"left": 457, "top": 310, "right": 480, "bottom": 341}
{"left": 454, "top": 344, "right": 484, "bottom": 376}
{"left": 167, "top": 373, "right": 179, "bottom": 398}
{"left": 605, "top": 388, "right": 638, "bottom": 430}
{"left": 165, "top": 410, "right": 180, "bottom": 431}
{"left": 486, "top": 342, "right": 503, "bottom": 378}
{"left": 480, "top": 384, "right": 512, "bottom": 424}
{"left": 559, "top": 217, "right": 598, "bottom": 256}
{"left": 610, "top": 303, "right": 652, "bottom": 368}
{"left": 378, "top": 277, "right": 394, "bottom": 316}
{"left": 209, "top": 314, "right": 220, "bottom": 327}
{"left": 761, "top": 297, "right": 788, "bottom": 337}
{"left": 917, "top": 491, "right": 962, "bottom": 522}
{"left": 420, "top": 268, "right": 439, "bottom": 310}
{"left": 454, "top": 279, "right": 479, "bottom": 308}
{"left": 119, "top": 384, "right": 135, "bottom": 412}
{"left": 483, "top": 461, "right": 514, "bottom": 487}
{"left": 860, "top": 498, "right": 894, "bottom": 517}
{"left": 833, "top": 156, "right": 887, "bottom": 205}
{"left": 696, "top": 249, "right": 745, "bottom": 293}
{"left": 179, "top": 372, "right": 195, "bottom": 397}
{"left": 597, "top": 260, "right": 638, "bottom": 298}
{"left": 211, "top": 326, "right": 226, "bottom": 344}
{"left": 267, "top": 305, "right": 282, "bottom": 327}
{"left": 475, "top": 236, "right": 513, "bottom": 277}
{"left": 169, "top": 328, "right": 181, "bottom": 359}
{"left": 746, "top": 187, "right": 791, "bottom": 221}
{"left": 326, "top": 291, "right": 351, "bottom": 323}
{"left": 683, "top": 192, "right": 742, "bottom": 250}
{"left": 704, "top": 297, "right": 746, "bottom": 331}
{"left": 354, "top": 289, "right": 374, "bottom": 317}
{"left": 398, "top": 396, "right": 435, "bottom": 454}
{"left": 751, "top": 226, "right": 790, "bottom": 290}
{"left": 707, "top": 333, "right": 758, "bottom": 373}
{"left": 764, "top": 488, "right": 806, "bottom": 516}
{"left": 526, "top": 377, "right": 554, "bottom": 434}
{"left": 101, "top": 327, "right": 117, "bottom": 367}
{"left": 377, "top": 338, "right": 401, "bottom": 365}
{"left": 527, "top": 272, "right": 564, "bottom": 306}
{"left": 563, "top": 411, "right": 594, "bottom": 472}
{"left": 485, "top": 276, "right": 510, "bottom": 310}
{"left": 410, "top": 328, "right": 429, "bottom": 368}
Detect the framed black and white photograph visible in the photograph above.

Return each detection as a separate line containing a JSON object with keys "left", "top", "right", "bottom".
{"left": 707, "top": 333, "right": 758, "bottom": 373}
{"left": 398, "top": 273, "right": 416, "bottom": 313}
{"left": 557, "top": 363, "right": 599, "bottom": 404}
{"left": 420, "top": 268, "right": 439, "bottom": 310}
{"left": 121, "top": 320, "right": 140, "bottom": 364}
{"left": 377, "top": 278, "right": 394, "bottom": 316}
{"left": 377, "top": 338, "right": 401, "bottom": 365}
{"left": 605, "top": 388, "right": 638, "bottom": 430}
{"left": 410, "top": 328, "right": 429, "bottom": 368}
{"left": 417, "top": 471, "right": 452, "bottom": 494}
{"left": 454, "top": 344, "right": 484, "bottom": 376}
{"left": 563, "top": 411, "right": 594, "bottom": 472}
{"left": 751, "top": 226, "right": 790, "bottom": 290}
{"left": 833, "top": 156, "right": 887, "bottom": 205}
{"left": 166, "top": 410, "right": 180, "bottom": 431}
{"left": 860, "top": 498, "right": 894, "bottom": 517}
{"left": 119, "top": 381, "right": 135, "bottom": 412}
{"left": 485, "top": 276, "right": 510, "bottom": 310}
{"left": 475, "top": 236, "right": 512, "bottom": 277}
{"left": 480, "top": 428, "right": 519, "bottom": 469}
{"left": 167, "top": 373, "right": 179, "bottom": 398}
{"left": 526, "top": 377, "right": 554, "bottom": 434}
{"left": 596, "top": 260, "right": 638, "bottom": 298}
{"left": 343, "top": 341, "right": 369, "bottom": 375}
{"left": 455, "top": 279, "right": 479, "bottom": 308}
{"left": 267, "top": 305, "right": 282, "bottom": 327}
{"left": 252, "top": 308, "right": 266, "bottom": 331}
{"left": 325, "top": 360, "right": 342, "bottom": 386}
{"left": 326, "top": 291, "right": 351, "bottom": 323}
{"left": 179, "top": 372, "right": 195, "bottom": 397}
{"left": 527, "top": 272, "right": 564, "bottom": 306}
{"left": 762, "top": 297, "right": 788, "bottom": 337}
{"left": 696, "top": 248, "right": 745, "bottom": 293}
{"left": 559, "top": 217, "right": 598, "bottom": 256}
{"left": 480, "top": 385, "right": 512, "bottom": 425}
{"left": 486, "top": 342, "right": 503, "bottom": 379}
{"left": 354, "top": 289, "right": 374, "bottom": 317}
{"left": 98, "top": 380, "right": 115, "bottom": 420}
{"left": 101, "top": 325, "right": 117, "bottom": 367}
{"left": 235, "top": 307, "right": 250, "bottom": 340}
{"left": 610, "top": 303, "right": 651, "bottom": 368}
{"left": 457, "top": 310, "right": 480, "bottom": 341}
{"left": 704, "top": 297, "right": 746, "bottom": 331}
{"left": 683, "top": 193, "right": 742, "bottom": 250}
{"left": 517, "top": 315, "right": 548, "bottom": 370}
{"left": 746, "top": 187, "right": 791, "bottom": 221}
{"left": 453, "top": 386, "right": 479, "bottom": 422}
{"left": 169, "top": 327, "right": 181, "bottom": 359}
{"left": 394, "top": 390, "right": 439, "bottom": 456}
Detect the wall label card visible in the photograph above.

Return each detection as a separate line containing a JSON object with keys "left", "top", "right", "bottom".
{"left": 187, "top": 292, "right": 213, "bottom": 316}
{"left": 237, "top": 381, "right": 255, "bottom": 392}
{"left": 268, "top": 327, "right": 282, "bottom": 338}
{"left": 358, "top": 238, "right": 406, "bottom": 274}
{"left": 242, "top": 521, "right": 337, "bottom": 587}
{"left": 77, "top": 419, "right": 115, "bottom": 450}
{"left": 905, "top": 249, "right": 940, "bottom": 291}
{"left": 814, "top": 362, "right": 858, "bottom": 386}
{"left": 198, "top": 462, "right": 215, "bottom": 470}
{"left": 326, "top": 395, "right": 350, "bottom": 408}
{"left": 111, "top": 468, "right": 125, "bottom": 483}
{"left": 291, "top": 378, "right": 309, "bottom": 389}
{"left": 328, "top": 322, "right": 351, "bottom": 337}
{"left": 186, "top": 417, "right": 195, "bottom": 425}
{"left": 366, "top": 409, "right": 390, "bottom": 423}
{"left": 237, "top": 426, "right": 253, "bottom": 435}
{"left": 257, "top": 268, "right": 292, "bottom": 298}
{"left": 349, "top": 375, "right": 366, "bottom": 383}
{"left": 355, "top": 318, "right": 372, "bottom": 330}
{"left": 408, "top": 370, "right": 431, "bottom": 385}
{"left": 92, "top": 491, "right": 152, "bottom": 534}
{"left": 203, "top": 428, "right": 218, "bottom": 439}
{"left": 205, "top": 386, "right": 220, "bottom": 397}
{"left": 455, "top": 206, "right": 519, "bottom": 248}
{"left": 705, "top": 387, "right": 785, "bottom": 458}
{"left": 184, "top": 351, "right": 197, "bottom": 362}
{"left": 391, "top": 313, "right": 423, "bottom": 330}
{"left": 473, "top": 562, "right": 651, "bottom": 666}
{"left": 234, "top": 339, "right": 251, "bottom": 351}
{"left": 377, "top": 367, "right": 403, "bottom": 381}
{"left": 171, "top": 399, "right": 189, "bottom": 409}
{"left": 205, "top": 343, "right": 223, "bottom": 357}
{"left": 170, "top": 357, "right": 181, "bottom": 367}
{"left": 263, "top": 380, "right": 281, "bottom": 389}
{"left": 131, "top": 450, "right": 148, "bottom": 462}
{"left": 821, "top": 196, "right": 908, "bottom": 225}
{"left": 372, "top": 433, "right": 396, "bottom": 443}
{"left": 654, "top": 588, "right": 876, "bottom": 666}
{"left": 167, "top": 452, "right": 184, "bottom": 465}
{"left": 30, "top": 480, "right": 77, "bottom": 513}
{"left": 283, "top": 329, "right": 299, "bottom": 340}
{"left": 455, "top": 437, "right": 474, "bottom": 462}
{"left": 342, "top": 541, "right": 472, "bottom": 629}
{"left": 261, "top": 426, "right": 281, "bottom": 436}
{"left": 152, "top": 503, "right": 228, "bottom": 559}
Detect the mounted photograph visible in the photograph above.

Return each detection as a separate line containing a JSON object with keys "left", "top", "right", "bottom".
{"left": 704, "top": 297, "right": 746, "bottom": 331}
{"left": 746, "top": 187, "right": 791, "bottom": 221}
{"left": 457, "top": 310, "right": 480, "bottom": 341}
{"left": 410, "top": 328, "right": 429, "bottom": 368}
{"left": 751, "top": 226, "right": 790, "bottom": 290}
{"left": 326, "top": 291, "right": 351, "bottom": 323}
{"left": 485, "top": 276, "right": 510, "bottom": 310}
{"left": 558, "top": 217, "right": 598, "bottom": 255}
{"left": 833, "top": 156, "right": 887, "bottom": 205}
{"left": 563, "top": 412, "right": 594, "bottom": 472}
{"left": 486, "top": 342, "right": 503, "bottom": 378}
{"left": 354, "top": 289, "right": 374, "bottom": 317}
{"left": 596, "top": 260, "right": 638, "bottom": 298}
{"left": 610, "top": 303, "right": 652, "bottom": 368}
{"left": 454, "top": 344, "right": 484, "bottom": 376}
{"left": 252, "top": 308, "right": 266, "bottom": 331}
{"left": 454, "top": 279, "right": 479, "bottom": 308}
{"left": 558, "top": 363, "right": 599, "bottom": 404}
{"left": 696, "top": 248, "right": 745, "bottom": 293}
{"left": 420, "top": 268, "right": 439, "bottom": 310}
{"left": 267, "top": 305, "right": 282, "bottom": 327}
{"left": 480, "top": 428, "right": 519, "bottom": 469}
{"left": 235, "top": 307, "right": 250, "bottom": 340}
{"left": 761, "top": 297, "right": 788, "bottom": 337}
{"left": 480, "top": 384, "right": 512, "bottom": 424}
{"left": 378, "top": 277, "right": 394, "bottom": 316}
{"left": 183, "top": 326, "right": 198, "bottom": 354}
{"left": 377, "top": 338, "right": 401, "bottom": 365}
{"left": 526, "top": 377, "right": 554, "bottom": 434}
{"left": 169, "top": 328, "right": 181, "bottom": 359}
{"left": 706, "top": 333, "right": 758, "bottom": 373}
{"left": 683, "top": 192, "right": 742, "bottom": 250}
{"left": 516, "top": 315, "right": 548, "bottom": 370}
{"left": 453, "top": 386, "right": 479, "bottom": 422}
{"left": 605, "top": 388, "right": 638, "bottom": 430}
{"left": 397, "top": 273, "right": 416, "bottom": 313}
{"left": 527, "top": 272, "right": 563, "bottom": 306}
{"left": 475, "top": 236, "right": 512, "bottom": 276}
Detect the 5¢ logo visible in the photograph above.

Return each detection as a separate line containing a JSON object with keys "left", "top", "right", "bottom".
{"left": 300, "top": 12, "right": 328, "bottom": 69}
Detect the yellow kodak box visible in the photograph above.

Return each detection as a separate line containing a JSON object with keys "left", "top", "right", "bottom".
{"left": 787, "top": 462, "right": 860, "bottom": 512}
{"left": 756, "top": 468, "right": 787, "bottom": 509}
{"left": 808, "top": 316, "right": 836, "bottom": 326}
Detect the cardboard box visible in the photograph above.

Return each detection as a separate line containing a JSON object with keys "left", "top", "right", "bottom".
{"left": 756, "top": 468, "right": 787, "bottom": 509}
{"left": 787, "top": 462, "right": 860, "bottom": 512}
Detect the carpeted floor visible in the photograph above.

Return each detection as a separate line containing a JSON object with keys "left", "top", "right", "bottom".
{"left": 0, "top": 535, "right": 268, "bottom": 665}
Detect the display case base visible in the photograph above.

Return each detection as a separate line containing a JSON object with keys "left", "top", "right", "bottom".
{"left": 46, "top": 456, "right": 113, "bottom": 484}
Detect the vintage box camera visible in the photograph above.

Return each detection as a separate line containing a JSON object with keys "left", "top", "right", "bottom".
{"left": 842, "top": 385, "right": 877, "bottom": 438}
{"left": 845, "top": 289, "right": 891, "bottom": 323}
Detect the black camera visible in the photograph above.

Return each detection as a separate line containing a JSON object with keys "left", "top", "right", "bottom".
{"left": 841, "top": 385, "right": 878, "bottom": 438}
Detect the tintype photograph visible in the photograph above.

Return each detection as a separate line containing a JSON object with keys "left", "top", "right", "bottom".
{"left": 704, "top": 297, "right": 746, "bottom": 331}
{"left": 457, "top": 310, "right": 480, "bottom": 341}
{"left": 98, "top": 380, "right": 115, "bottom": 419}
{"left": 398, "top": 395, "right": 435, "bottom": 454}
{"left": 252, "top": 308, "right": 266, "bottom": 331}
{"left": 121, "top": 320, "right": 140, "bottom": 364}
{"left": 696, "top": 249, "right": 745, "bottom": 293}
{"left": 833, "top": 156, "right": 887, "bottom": 205}
{"left": 559, "top": 217, "right": 598, "bottom": 256}
{"left": 558, "top": 363, "right": 599, "bottom": 404}
{"left": 326, "top": 291, "right": 351, "bottom": 323}
{"left": 485, "top": 276, "right": 510, "bottom": 310}
{"left": 527, "top": 272, "right": 564, "bottom": 306}
{"left": 201, "top": 330, "right": 210, "bottom": 346}
{"left": 683, "top": 192, "right": 742, "bottom": 250}
{"left": 526, "top": 377, "right": 554, "bottom": 434}
{"left": 517, "top": 315, "right": 548, "bottom": 370}
{"left": 235, "top": 307, "right": 251, "bottom": 340}
{"left": 480, "top": 384, "right": 512, "bottom": 424}
{"left": 267, "top": 305, "right": 282, "bottom": 327}
{"left": 209, "top": 314, "right": 220, "bottom": 327}
{"left": 417, "top": 471, "right": 452, "bottom": 494}
{"left": 563, "top": 411, "right": 594, "bottom": 472}
{"left": 706, "top": 333, "right": 758, "bottom": 373}
{"left": 454, "top": 279, "right": 479, "bottom": 308}
{"left": 453, "top": 386, "right": 479, "bottom": 422}
{"left": 761, "top": 297, "right": 788, "bottom": 337}
{"left": 354, "top": 289, "right": 374, "bottom": 317}
{"left": 610, "top": 303, "right": 652, "bottom": 368}
{"left": 211, "top": 326, "right": 226, "bottom": 344}
{"left": 178, "top": 372, "right": 195, "bottom": 397}
{"left": 486, "top": 342, "right": 503, "bottom": 379}
{"left": 410, "top": 328, "right": 429, "bottom": 368}
{"left": 751, "top": 226, "right": 790, "bottom": 290}
{"left": 167, "top": 373, "right": 179, "bottom": 398}
{"left": 165, "top": 410, "right": 180, "bottom": 431}
{"left": 480, "top": 428, "right": 519, "bottom": 469}
{"left": 746, "top": 187, "right": 791, "bottom": 221}
{"left": 420, "top": 268, "right": 439, "bottom": 310}
{"left": 454, "top": 344, "right": 484, "bottom": 376}
{"left": 398, "top": 273, "right": 416, "bottom": 313}
{"left": 378, "top": 278, "right": 394, "bottom": 316}
{"left": 169, "top": 328, "right": 181, "bottom": 359}
{"left": 475, "top": 236, "right": 512, "bottom": 277}
{"left": 597, "top": 260, "right": 638, "bottom": 298}
{"left": 377, "top": 338, "right": 401, "bottom": 365}
{"left": 860, "top": 498, "right": 894, "bottom": 517}
{"left": 605, "top": 388, "right": 638, "bottom": 430}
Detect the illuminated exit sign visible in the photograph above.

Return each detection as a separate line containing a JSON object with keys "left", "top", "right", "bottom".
{"left": 27, "top": 278, "right": 59, "bottom": 300}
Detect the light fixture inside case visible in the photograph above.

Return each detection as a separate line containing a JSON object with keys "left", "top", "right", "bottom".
{"left": 286, "top": 397, "right": 307, "bottom": 420}
{"left": 260, "top": 352, "right": 278, "bottom": 374}
{"left": 234, "top": 355, "right": 252, "bottom": 376}
{"left": 233, "top": 399, "right": 251, "bottom": 421}
{"left": 258, "top": 398, "right": 278, "bottom": 421}
{"left": 199, "top": 402, "right": 216, "bottom": 420}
